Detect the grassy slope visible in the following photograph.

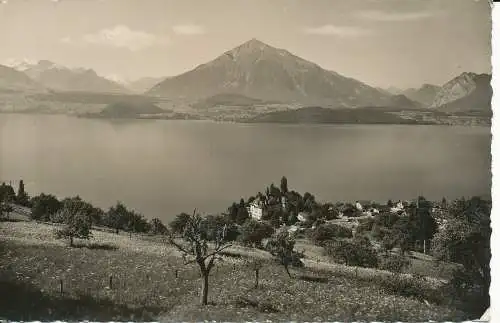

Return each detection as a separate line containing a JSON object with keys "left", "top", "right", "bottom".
{"left": 0, "top": 221, "right": 468, "bottom": 322}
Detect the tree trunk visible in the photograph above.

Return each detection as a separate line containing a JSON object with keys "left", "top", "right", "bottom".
{"left": 201, "top": 270, "right": 209, "bottom": 305}
{"left": 255, "top": 269, "right": 259, "bottom": 288}
{"left": 284, "top": 264, "right": 292, "bottom": 278}
{"left": 69, "top": 236, "right": 74, "bottom": 247}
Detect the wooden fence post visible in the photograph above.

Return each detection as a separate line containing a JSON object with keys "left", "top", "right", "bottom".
{"left": 59, "top": 279, "right": 63, "bottom": 296}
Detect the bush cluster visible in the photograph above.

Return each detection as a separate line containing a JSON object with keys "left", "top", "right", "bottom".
{"left": 324, "top": 237, "right": 378, "bottom": 268}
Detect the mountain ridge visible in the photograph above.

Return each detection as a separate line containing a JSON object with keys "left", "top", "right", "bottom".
{"left": 147, "top": 38, "right": 394, "bottom": 108}
{"left": 0, "top": 64, "right": 46, "bottom": 93}
{"left": 8, "top": 60, "right": 130, "bottom": 94}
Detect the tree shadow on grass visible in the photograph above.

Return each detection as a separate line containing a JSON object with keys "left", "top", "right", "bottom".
{"left": 0, "top": 279, "right": 164, "bottom": 321}
{"left": 71, "top": 241, "right": 119, "bottom": 251}
{"left": 297, "top": 274, "right": 329, "bottom": 283}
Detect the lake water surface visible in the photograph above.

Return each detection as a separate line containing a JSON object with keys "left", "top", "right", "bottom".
{"left": 0, "top": 113, "right": 491, "bottom": 221}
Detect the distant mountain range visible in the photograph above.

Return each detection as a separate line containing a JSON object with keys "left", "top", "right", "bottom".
{"left": 0, "top": 64, "right": 45, "bottom": 93}
{"left": 0, "top": 40, "right": 491, "bottom": 122}
{"left": 401, "top": 84, "right": 441, "bottom": 107}
{"left": 6, "top": 60, "right": 129, "bottom": 94}
{"left": 125, "top": 77, "right": 166, "bottom": 93}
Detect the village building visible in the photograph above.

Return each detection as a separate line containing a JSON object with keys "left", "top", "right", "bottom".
{"left": 297, "top": 212, "right": 309, "bottom": 223}
{"left": 281, "top": 196, "right": 287, "bottom": 210}
{"left": 390, "top": 200, "right": 405, "bottom": 213}
{"left": 249, "top": 198, "right": 264, "bottom": 221}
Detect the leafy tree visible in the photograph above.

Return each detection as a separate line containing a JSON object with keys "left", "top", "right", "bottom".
{"left": 286, "top": 211, "right": 298, "bottom": 225}
{"left": 30, "top": 194, "right": 62, "bottom": 221}
{"left": 391, "top": 217, "right": 414, "bottom": 255}
{"left": 150, "top": 218, "right": 168, "bottom": 235}
{"left": 169, "top": 212, "right": 191, "bottom": 235}
{"left": 302, "top": 192, "right": 316, "bottom": 213}
{"left": 104, "top": 202, "right": 129, "bottom": 234}
{"left": 269, "top": 183, "right": 281, "bottom": 197}
{"left": 432, "top": 197, "right": 491, "bottom": 310}
{"left": 381, "top": 234, "right": 397, "bottom": 255}
{"left": 342, "top": 204, "right": 361, "bottom": 218}
{"left": 202, "top": 215, "right": 239, "bottom": 242}
{"left": 16, "top": 180, "right": 30, "bottom": 207}
{"left": 0, "top": 195, "right": 13, "bottom": 220}
{"left": 238, "top": 219, "right": 274, "bottom": 247}
{"left": 407, "top": 196, "right": 438, "bottom": 253}
{"left": 321, "top": 203, "right": 338, "bottom": 220}
{"left": 54, "top": 206, "right": 92, "bottom": 247}
{"left": 0, "top": 183, "right": 16, "bottom": 203}
{"left": 227, "top": 202, "right": 239, "bottom": 222}
{"left": 168, "top": 210, "right": 232, "bottom": 305}
{"left": 280, "top": 176, "right": 288, "bottom": 194}
{"left": 235, "top": 205, "right": 250, "bottom": 225}
{"left": 373, "top": 212, "right": 400, "bottom": 228}
{"left": 60, "top": 196, "right": 103, "bottom": 226}
{"left": 116, "top": 206, "right": 149, "bottom": 234}
{"left": 262, "top": 209, "right": 284, "bottom": 228}
{"left": 441, "top": 197, "right": 448, "bottom": 209}
{"left": 266, "top": 229, "right": 303, "bottom": 278}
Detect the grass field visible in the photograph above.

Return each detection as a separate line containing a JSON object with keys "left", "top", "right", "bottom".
{"left": 0, "top": 221, "right": 471, "bottom": 322}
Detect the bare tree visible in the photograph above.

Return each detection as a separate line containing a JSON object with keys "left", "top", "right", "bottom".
{"left": 167, "top": 209, "right": 231, "bottom": 305}
{"left": 245, "top": 258, "right": 267, "bottom": 288}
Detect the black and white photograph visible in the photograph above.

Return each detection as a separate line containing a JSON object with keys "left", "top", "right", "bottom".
{"left": 0, "top": 0, "right": 493, "bottom": 321}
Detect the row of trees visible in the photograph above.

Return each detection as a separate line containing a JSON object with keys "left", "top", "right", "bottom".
{"left": 0, "top": 181, "right": 170, "bottom": 245}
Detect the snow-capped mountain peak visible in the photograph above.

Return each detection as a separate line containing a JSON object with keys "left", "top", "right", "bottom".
{"left": 4, "top": 58, "right": 38, "bottom": 71}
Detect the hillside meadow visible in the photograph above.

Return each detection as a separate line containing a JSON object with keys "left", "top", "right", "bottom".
{"left": 0, "top": 220, "right": 470, "bottom": 322}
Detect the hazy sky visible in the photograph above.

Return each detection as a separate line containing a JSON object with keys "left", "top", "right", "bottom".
{"left": 0, "top": 0, "right": 492, "bottom": 88}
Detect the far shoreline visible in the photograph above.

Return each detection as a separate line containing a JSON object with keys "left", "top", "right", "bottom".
{"left": 0, "top": 110, "right": 491, "bottom": 128}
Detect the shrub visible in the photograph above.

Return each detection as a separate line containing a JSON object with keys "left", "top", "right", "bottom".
{"left": 356, "top": 217, "right": 374, "bottom": 235}
{"left": 378, "top": 274, "right": 444, "bottom": 305}
{"left": 324, "top": 237, "right": 378, "bottom": 268}
{"left": 379, "top": 254, "right": 411, "bottom": 274}
{"left": 308, "top": 223, "right": 352, "bottom": 245}
{"left": 238, "top": 219, "right": 274, "bottom": 247}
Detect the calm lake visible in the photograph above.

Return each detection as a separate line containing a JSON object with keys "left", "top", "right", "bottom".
{"left": 0, "top": 113, "right": 491, "bottom": 221}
